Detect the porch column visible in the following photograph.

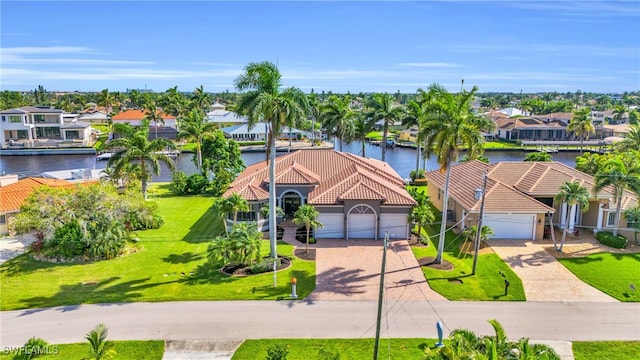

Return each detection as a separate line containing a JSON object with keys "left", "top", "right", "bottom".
{"left": 568, "top": 204, "right": 577, "bottom": 231}
{"left": 560, "top": 202, "right": 568, "bottom": 229}
{"left": 461, "top": 210, "right": 466, "bottom": 229}
{"left": 595, "top": 203, "right": 604, "bottom": 233}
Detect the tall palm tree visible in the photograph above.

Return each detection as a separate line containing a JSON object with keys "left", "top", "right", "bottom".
{"left": 177, "top": 108, "right": 217, "bottom": 174}
{"left": 593, "top": 155, "right": 640, "bottom": 236}
{"left": 163, "top": 86, "right": 188, "bottom": 129}
{"left": 98, "top": 89, "right": 115, "bottom": 134}
{"left": 307, "top": 92, "right": 321, "bottom": 146}
{"left": 225, "top": 193, "right": 250, "bottom": 226}
{"left": 144, "top": 100, "right": 165, "bottom": 139}
{"left": 107, "top": 120, "right": 176, "bottom": 199}
{"left": 370, "top": 93, "right": 404, "bottom": 161}
{"left": 319, "top": 95, "right": 357, "bottom": 152}
{"left": 349, "top": 113, "right": 375, "bottom": 157}
{"left": 419, "top": 83, "right": 495, "bottom": 264}
{"left": 567, "top": 108, "right": 595, "bottom": 153}
{"left": 404, "top": 88, "right": 434, "bottom": 173}
{"left": 612, "top": 104, "right": 628, "bottom": 124}
{"left": 192, "top": 85, "right": 213, "bottom": 114}
{"left": 554, "top": 181, "right": 590, "bottom": 252}
{"left": 234, "top": 61, "right": 309, "bottom": 259}
{"left": 292, "top": 205, "right": 323, "bottom": 253}
{"left": 614, "top": 123, "right": 640, "bottom": 152}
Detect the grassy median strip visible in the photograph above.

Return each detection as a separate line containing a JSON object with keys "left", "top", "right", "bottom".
{"left": 0, "top": 340, "right": 164, "bottom": 360}
{"left": 558, "top": 252, "right": 640, "bottom": 302}
{"left": 0, "top": 187, "right": 315, "bottom": 311}
{"left": 573, "top": 341, "right": 640, "bottom": 360}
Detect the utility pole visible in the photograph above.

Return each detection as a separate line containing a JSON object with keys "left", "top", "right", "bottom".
{"left": 472, "top": 172, "right": 488, "bottom": 276}
{"left": 373, "top": 231, "right": 389, "bottom": 360}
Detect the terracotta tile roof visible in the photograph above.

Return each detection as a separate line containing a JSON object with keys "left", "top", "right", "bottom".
{"left": 424, "top": 160, "right": 554, "bottom": 214}
{"left": 111, "top": 109, "right": 176, "bottom": 121}
{"left": 0, "top": 178, "right": 79, "bottom": 212}
{"left": 224, "top": 150, "right": 416, "bottom": 206}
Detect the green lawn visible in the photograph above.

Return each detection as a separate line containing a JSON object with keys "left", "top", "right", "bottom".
{"left": 365, "top": 131, "right": 383, "bottom": 140}
{"left": 558, "top": 252, "right": 640, "bottom": 302}
{"left": 0, "top": 185, "right": 315, "bottom": 310}
{"left": 573, "top": 341, "right": 640, "bottom": 360}
{"left": 232, "top": 338, "right": 434, "bottom": 360}
{"left": 0, "top": 340, "right": 164, "bottom": 360}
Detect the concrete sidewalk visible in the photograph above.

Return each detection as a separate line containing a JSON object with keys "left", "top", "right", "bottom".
{"left": 487, "top": 240, "right": 617, "bottom": 302}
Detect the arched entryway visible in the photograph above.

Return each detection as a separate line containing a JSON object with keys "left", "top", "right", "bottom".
{"left": 281, "top": 191, "right": 302, "bottom": 219}
{"left": 347, "top": 204, "right": 377, "bottom": 240}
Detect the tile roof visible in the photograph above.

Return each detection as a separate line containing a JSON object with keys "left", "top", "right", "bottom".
{"left": 424, "top": 161, "right": 555, "bottom": 214}
{"left": 0, "top": 178, "right": 79, "bottom": 212}
{"left": 224, "top": 150, "right": 416, "bottom": 206}
{"left": 111, "top": 109, "right": 175, "bottom": 121}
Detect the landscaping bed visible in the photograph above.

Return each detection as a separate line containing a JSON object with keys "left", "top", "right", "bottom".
{"left": 221, "top": 256, "right": 292, "bottom": 276}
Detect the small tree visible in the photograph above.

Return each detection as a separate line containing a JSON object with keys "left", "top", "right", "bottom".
{"left": 524, "top": 151, "right": 552, "bottom": 162}
{"left": 207, "top": 222, "right": 262, "bottom": 267}
{"left": 226, "top": 193, "right": 250, "bottom": 225}
{"left": 555, "top": 181, "right": 590, "bottom": 252}
{"left": 293, "top": 205, "right": 323, "bottom": 253}
{"left": 409, "top": 204, "right": 435, "bottom": 244}
{"left": 85, "top": 323, "right": 115, "bottom": 360}
{"left": 624, "top": 206, "right": 640, "bottom": 245}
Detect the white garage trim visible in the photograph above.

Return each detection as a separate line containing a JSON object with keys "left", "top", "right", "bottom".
{"left": 379, "top": 214, "right": 409, "bottom": 239}
{"left": 347, "top": 204, "right": 377, "bottom": 240}
{"left": 315, "top": 213, "right": 343, "bottom": 239}
{"left": 483, "top": 213, "right": 535, "bottom": 240}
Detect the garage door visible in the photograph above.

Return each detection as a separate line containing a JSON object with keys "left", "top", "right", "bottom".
{"left": 483, "top": 214, "right": 535, "bottom": 240}
{"left": 348, "top": 213, "right": 376, "bottom": 239}
{"left": 315, "top": 213, "right": 343, "bottom": 239}
{"left": 379, "top": 214, "right": 409, "bottom": 239}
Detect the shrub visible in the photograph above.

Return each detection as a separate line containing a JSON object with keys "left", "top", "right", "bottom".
{"left": 250, "top": 258, "right": 281, "bottom": 274}
{"left": 596, "top": 231, "right": 628, "bottom": 249}
{"left": 85, "top": 323, "right": 115, "bottom": 360}
{"left": 265, "top": 344, "right": 288, "bottom": 360}
{"left": 186, "top": 174, "right": 209, "bottom": 194}
{"left": 20, "top": 337, "right": 51, "bottom": 359}
{"left": 48, "top": 220, "right": 87, "bottom": 258}
{"left": 169, "top": 171, "right": 188, "bottom": 195}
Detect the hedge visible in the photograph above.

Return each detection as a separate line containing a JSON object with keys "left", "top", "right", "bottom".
{"left": 596, "top": 231, "right": 628, "bottom": 249}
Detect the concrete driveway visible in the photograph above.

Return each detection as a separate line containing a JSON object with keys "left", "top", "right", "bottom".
{"left": 307, "top": 239, "right": 447, "bottom": 301}
{"left": 0, "top": 234, "right": 35, "bottom": 264}
{"left": 487, "top": 240, "right": 617, "bottom": 302}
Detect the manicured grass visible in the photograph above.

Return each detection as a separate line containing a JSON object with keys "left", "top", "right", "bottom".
{"left": 0, "top": 185, "right": 315, "bottom": 310}
{"left": 483, "top": 140, "right": 520, "bottom": 150}
{"left": 181, "top": 142, "right": 196, "bottom": 152}
{"left": 232, "top": 338, "right": 434, "bottom": 360}
{"left": 573, "top": 341, "right": 640, "bottom": 360}
{"left": 0, "top": 340, "right": 164, "bottom": 360}
{"left": 365, "top": 131, "right": 383, "bottom": 140}
{"left": 557, "top": 252, "right": 640, "bottom": 302}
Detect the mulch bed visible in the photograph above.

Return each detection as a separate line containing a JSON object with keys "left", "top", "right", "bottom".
{"left": 221, "top": 256, "right": 291, "bottom": 277}
{"left": 294, "top": 248, "right": 316, "bottom": 261}
{"left": 417, "top": 256, "right": 455, "bottom": 271}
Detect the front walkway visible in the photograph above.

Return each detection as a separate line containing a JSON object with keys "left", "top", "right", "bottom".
{"left": 281, "top": 226, "right": 446, "bottom": 301}
{"left": 0, "top": 234, "right": 35, "bottom": 264}
{"left": 487, "top": 238, "right": 618, "bottom": 302}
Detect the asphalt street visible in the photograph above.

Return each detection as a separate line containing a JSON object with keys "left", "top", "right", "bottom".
{"left": 1, "top": 300, "right": 639, "bottom": 347}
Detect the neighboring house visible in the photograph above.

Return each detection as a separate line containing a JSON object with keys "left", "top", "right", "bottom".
{"left": 497, "top": 107, "right": 525, "bottom": 117}
{"left": 220, "top": 122, "right": 307, "bottom": 142}
{"left": 0, "top": 176, "right": 89, "bottom": 236}
{"left": 493, "top": 117, "right": 569, "bottom": 141}
{"left": 206, "top": 102, "right": 247, "bottom": 127}
{"left": 78, "top": 110, "right": 109, "bottom": 124}
{"left": 373, "top": 119, "right": 403, "bottom": 131}
{"left": 425, "top": 160, "right": 638, "bottom": 240}
{"left": 0, "top": 106, "right": 93, "bottom": 147}
{"left": 111, "top": 109, "right": 177, "bottom": 139}
{"left": 603, "top": 123, "right": 632, "bottom": 138}
{"left": 224, "top": 150, "right": 417, "bottom": 240}
{"left": 397, "top": 127, "right": 418, "bottom": 143}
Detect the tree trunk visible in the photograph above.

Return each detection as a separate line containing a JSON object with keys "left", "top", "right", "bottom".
{"left": 268, "top": 130, "right": 278, "bottom": 259}
{"left": 197, "top": 141, "right": 203, "bottom": 174}
{"left": 559, "top": 206, "right": 572, "bottom": 252}
{"left": 234, "top": 212, "right": 238, "bottom": 225}
{"left": 305, "top": 225, "right": 310, "bottom": 253}
{"left": 311, "top": 117, "right": 316, "bottom": 146}
{"left": 362, "top": 139, "right": 366, "bottom": 158}
{"left": 613, "top": 193, "right": 623, "bottom": 237}
{"left": 415, "top": 141, "right": 421, "bottom": 174}
{"left": 436, "top": 163, "right": 452, "bottom": 264}
{"left": 141, "top": 159, "right": 147, "bottom": 200}
{"left": 382, "top": 122, "right": 388, "bottom": 162}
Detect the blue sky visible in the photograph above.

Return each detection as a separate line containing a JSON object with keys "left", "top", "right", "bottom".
{"left": 1, "top": 0, "right": 639, "bottom": 93}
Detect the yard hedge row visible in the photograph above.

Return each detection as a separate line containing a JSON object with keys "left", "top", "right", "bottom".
{"left": 596, "top": 231, "right": 628, "bottom": 249}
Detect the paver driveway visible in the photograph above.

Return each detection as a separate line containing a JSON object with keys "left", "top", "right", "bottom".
{"left": 487, "top": 239, "right": 617, "bottom": 302}
{"left": 306, "top": 238, "right": 447, "bottom": 301}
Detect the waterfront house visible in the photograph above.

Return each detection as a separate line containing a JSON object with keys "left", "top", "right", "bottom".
{"left": 493, "top": 116, "right": 569, "bottom": 141}
{"left": 424, "top": 160, "right": 638, "bottom": 240}
{"left": 0, "top": 106, "right": 93, "bottom": 148}
{"left": 206, "top": 102, "right": 247, "bottom": 127}
{"left": 111, "top": 109, "right": 177, "bottom": 139}
{"left": 223, "top": 150, "right": 416, "bottom": 240}
{"left": 220, "top": 122, "right": 307, "bottom": 142}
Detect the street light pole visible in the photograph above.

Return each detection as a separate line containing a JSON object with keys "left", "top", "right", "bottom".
{"left": 472, "top": 172, "right": 488, "bottom": 276}
{"left": 373, "top": 231, "right": 389, "bottom": 360}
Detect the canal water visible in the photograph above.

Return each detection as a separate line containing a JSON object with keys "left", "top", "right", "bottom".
{"left": 0, "top": 140, "right": 578, "bottom": 181}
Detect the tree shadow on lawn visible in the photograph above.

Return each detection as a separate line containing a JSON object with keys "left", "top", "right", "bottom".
{"left": 182, "top": 206, "right": 224, "bottom": 244}
{"left": 1, "top": 253, "right": 78, "bottom": 277}
{"left": 162, "top": 252, "right": 203, "bottom": 264}
{"left": 18, "top": 276, "right": 178, "bottom": 313}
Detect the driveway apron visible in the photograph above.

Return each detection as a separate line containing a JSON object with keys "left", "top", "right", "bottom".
{"left": 487, "top": 240, "right": 617, "bottom": 302}
{"left": 307, "top": 239, "right": 447, "bottom": 301}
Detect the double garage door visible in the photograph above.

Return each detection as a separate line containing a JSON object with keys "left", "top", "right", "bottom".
{"left": 315, "top": 212, "right": 409, "bottom": 240}
{"left": 482, "top": 214, "right": 535, "bottom": 240}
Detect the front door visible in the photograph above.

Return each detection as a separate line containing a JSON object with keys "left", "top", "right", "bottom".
{"left": 283, "top": 195, "right": 301, "bottom": 218}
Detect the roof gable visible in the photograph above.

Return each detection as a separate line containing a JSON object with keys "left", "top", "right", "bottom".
{"left": 111, "top": 109, "right": 175, "bottom": 121}
{"left": 0, "top": 178, "right": 77, "bottom": 212}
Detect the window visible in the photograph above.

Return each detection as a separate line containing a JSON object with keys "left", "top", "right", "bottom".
{"left": 34, "top": 115, "right": 46, "bottom": 123}
{"left": 236, "top": 211, "right": 256, "bottom": 222}
{"left": 1, "top": 116, "right": 5, "bottom": 122}
{"left": 9, "top": 115, "right": 21, "bottom": 123}
{"left": 606, "top": 212, "right": 616, "bottom": 227}
{"left": 0, "top": 214, "right": 6, "bottom": 225}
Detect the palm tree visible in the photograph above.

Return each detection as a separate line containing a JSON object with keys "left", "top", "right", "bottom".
{"left": 567, "top": 108, "right": 595, "bottom": 153}
{"left": 462, "top": 224, "right": 494, "bottom": 248}
{"left": 225, "top": 193, "right": 250, "bottom": 226}
{"left": 142, "top": 100, "right": 166, "bottom": 139}
{"left": 408, "top": 204, "right": 435, "bottom": 244}
{"left": 612, "top": 104, "right": 628, "bottom": 124}
{"left": 85, "top": 323, "right": 114, "bottom": 360}
{"left": 177, "top": 108, "right": 217, "bottom": 174}
{"left": 319, "top": 95, "right": 357, "bottom": 152}
{"left": 349, "top": 112, "right": 375, "bottom": 157}
{"left": 370, "top": 93, "right": 404, "bottom": 162}
{"left": 292, "top": 205, "right": 323, "bottom": 253}
{"left": 98, "top": 89, "right": 115, "bottom": 134}
{"left": 163, "top": 86, "right": 188, "bottom": 129}
{"left": 593, "top": 155, "right": 640, "bottom": 236}
{"left": 624, "top": 206, "right": 640, "bottom": 245}
{"left": 419, "top": 83, "right": 495, "bottom": 264}
{"left": 107, "top": 121, "right": 176, "bottom": 199}
{"left": 614, "top": 123, "right": 640, "bottom": 152}
{"left": 192, "top": 85, "right": 213, "bottom": 114}
{"left": 404, "top": 88, "right": 434, "bottom": 173}
{"left": 234, "top": 61, "right": 309, "bottom": 259}
{"left": 307, "top": 92, "right": 321, "bottom": 146}
{"left": 554, "top": 181, "right": 590, "bottom": 252}
{"left": 212, "top": 197, "right": 232, "bottom": 235}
